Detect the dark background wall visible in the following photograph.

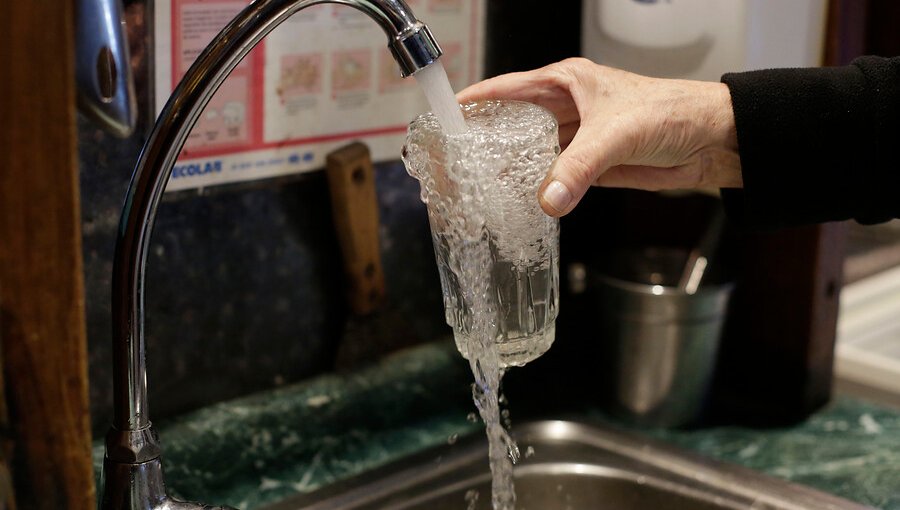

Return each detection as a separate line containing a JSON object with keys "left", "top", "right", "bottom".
{"left": 484, "top": 0, "right": 583, "bottom": 76}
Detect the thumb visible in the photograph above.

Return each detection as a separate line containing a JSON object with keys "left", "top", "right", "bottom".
{"left": 538, "top": 130, "right": 611, "bottom": 217}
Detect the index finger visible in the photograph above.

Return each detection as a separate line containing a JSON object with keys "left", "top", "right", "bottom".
{"left": 456, "top": 69, "right": 547, "bottom": 104}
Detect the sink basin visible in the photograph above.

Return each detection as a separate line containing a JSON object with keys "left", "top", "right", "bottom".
{"left": 261, "top": 420, "right": 872, "bottom": 510}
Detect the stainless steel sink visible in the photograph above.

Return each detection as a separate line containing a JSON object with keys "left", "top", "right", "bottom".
{"left": 261, "top": 420, "right": 873, "bottom": 510}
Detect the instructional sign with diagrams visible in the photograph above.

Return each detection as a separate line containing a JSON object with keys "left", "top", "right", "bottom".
{"left": 154, "top": 0, "right": 485, "bottom": 191}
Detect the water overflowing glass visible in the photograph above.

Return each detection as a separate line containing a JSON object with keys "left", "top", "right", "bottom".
{"left": 404, "top": 100, "right": 561, "bottom": 368}
{"left": 403, "top": 99, "right": 561, "bottom": 510}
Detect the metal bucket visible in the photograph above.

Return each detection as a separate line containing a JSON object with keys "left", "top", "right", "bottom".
{"left": 596, "top": 249, "right": 732, "bottom": 427}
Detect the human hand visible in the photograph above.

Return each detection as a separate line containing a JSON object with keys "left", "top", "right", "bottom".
{"left": 457, "top": 58, "right": 742, "bottom": 217}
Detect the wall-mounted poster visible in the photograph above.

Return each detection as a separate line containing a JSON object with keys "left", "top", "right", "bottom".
{"left": 154, "top": 0, "right": 485, "bottom": 191}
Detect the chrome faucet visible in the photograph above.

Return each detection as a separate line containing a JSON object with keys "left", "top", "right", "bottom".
{"left": 100, "top": 1, "right": 441, "bottom": 508}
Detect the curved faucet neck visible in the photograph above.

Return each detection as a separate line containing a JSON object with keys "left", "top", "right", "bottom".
{"left": 104, "top": 1, "right": 440, "bottom": 508}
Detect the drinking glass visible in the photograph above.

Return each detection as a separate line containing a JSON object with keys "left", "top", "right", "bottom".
{"left": 402, "top": 100, "right": 560, "bottom": 367}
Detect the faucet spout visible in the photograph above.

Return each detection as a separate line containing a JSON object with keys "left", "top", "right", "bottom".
{"left": 102, "top": 1, "right": 441, "bottom": 508}
{"left": 349, "top": 0, "right": 442, "bottom": 77}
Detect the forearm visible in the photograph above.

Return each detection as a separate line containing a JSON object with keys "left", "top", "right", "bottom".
{"left": 720, "top": 56, "right": 900, "bottom": 227}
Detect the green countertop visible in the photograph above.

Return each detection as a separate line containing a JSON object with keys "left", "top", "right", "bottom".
{"left": 93, "top": 340, "right": 900, "bottom": 509}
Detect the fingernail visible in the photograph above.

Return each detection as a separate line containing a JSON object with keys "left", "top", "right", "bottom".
{"left": 542, "top": 180, "right": 572, "bottom": 213}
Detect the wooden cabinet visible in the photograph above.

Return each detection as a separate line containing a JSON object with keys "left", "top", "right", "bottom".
{"left": 0, "top": 2, "right": 95, "bottom": 509}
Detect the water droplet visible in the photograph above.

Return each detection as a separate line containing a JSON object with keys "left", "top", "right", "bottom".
{"left": 467, "top": 412, "right": 478, "bottom": 423}
{"left": 447, "top": 433, "right": 458, "bottom": 445}
{"left": 507, "top": 441, "right": 521, "bottom": 464}
{"left": 464, "top": 489, "right": 479, "bottom": 510}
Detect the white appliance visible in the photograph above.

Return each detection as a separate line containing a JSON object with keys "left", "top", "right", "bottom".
{"left": 582, "top": 0, "right": 829, "bottom": 81}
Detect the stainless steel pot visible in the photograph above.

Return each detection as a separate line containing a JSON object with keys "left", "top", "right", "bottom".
{"left": 595, "top": 248, "right": 733, "bottom": 427}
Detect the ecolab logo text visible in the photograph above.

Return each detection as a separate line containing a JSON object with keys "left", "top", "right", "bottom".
{"left": 172, "top": 160, "right": 222, "bottom": 178}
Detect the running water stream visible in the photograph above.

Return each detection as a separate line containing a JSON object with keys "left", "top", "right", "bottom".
{"left": 412, "top": 62, "right": 517, "bottom": 509}
{"left": 407, "top": 67, "right": 560, "bottom": 509}
{"left": 413, "top": 62, "right": 468, "bottom": 136}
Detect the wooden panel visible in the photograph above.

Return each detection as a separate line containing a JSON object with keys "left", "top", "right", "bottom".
{"left": 713, "top": 225, "right": 847, "bottom": 425}
{"left": 326, "top": 143, "right": 386, "bottom": 316}
{"left": 864, "top": 0, "right": 900, "bottom": 56}
{"left": 0, "top": 343, "right": 16, "bottom": 509}
{"left": 0, "top": 1, "right": 95, "bottom": 509}
{"left": 824, "top": 0, "right": 869, "bottom": 67}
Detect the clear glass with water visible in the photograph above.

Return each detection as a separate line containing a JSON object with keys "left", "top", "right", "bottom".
{"left": 403, "top": 100, "right": 560, "bottom": 367}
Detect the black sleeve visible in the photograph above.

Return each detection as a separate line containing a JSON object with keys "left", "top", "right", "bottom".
{"left": 719, "top": 56, "right": 900, "bottom": 228}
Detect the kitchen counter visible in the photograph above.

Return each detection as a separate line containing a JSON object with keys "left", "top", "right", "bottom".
{"left": 93, "top": 340, "right": 900, "bottom": 509}
{"left": 641, "top": 399, "right": 900, "bottom": 509}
